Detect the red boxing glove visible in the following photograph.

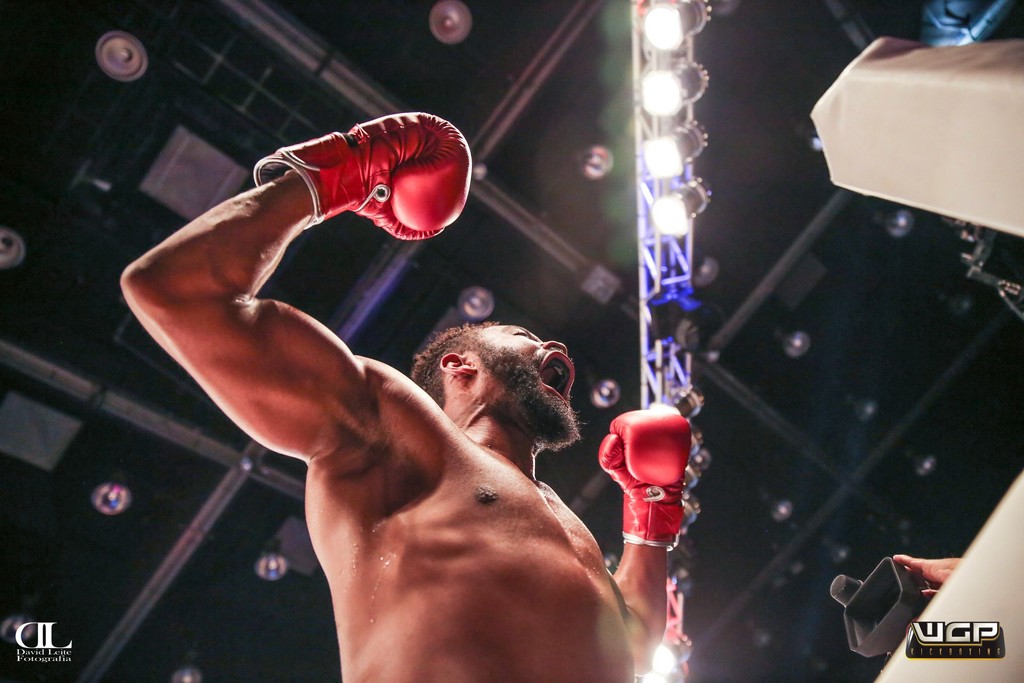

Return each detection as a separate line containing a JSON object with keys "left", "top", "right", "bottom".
{"left": 253, "top": 112, "right": 471, "bottom": 240}
{"left": 599, "top": 410, "right": 691, "bottom": 549}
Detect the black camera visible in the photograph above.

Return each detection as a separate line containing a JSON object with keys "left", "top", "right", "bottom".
{"left": 830, "top": 556, "right": 929, "bottom": 657}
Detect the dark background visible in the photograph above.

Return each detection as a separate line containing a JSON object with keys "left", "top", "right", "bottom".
{"left": 1, "top": 1, "right": 1022, "bottom": 681}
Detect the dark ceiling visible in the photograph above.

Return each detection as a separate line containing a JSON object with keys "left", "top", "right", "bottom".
{"left": 2, "top": 1, "right": 1023, "bottom": 682}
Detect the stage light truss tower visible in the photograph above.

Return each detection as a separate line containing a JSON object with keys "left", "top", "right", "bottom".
{"left": 632, "top": 0, "right": 709, "bottom": 409}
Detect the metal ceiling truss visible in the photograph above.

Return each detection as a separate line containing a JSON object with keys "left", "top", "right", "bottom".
{"left": 631, "top": 1, "right": 702, "bottom": 410}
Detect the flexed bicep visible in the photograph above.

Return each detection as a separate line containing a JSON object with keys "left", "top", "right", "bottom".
{"left": 124, "top": 278, "right": 379, "bottom": 462}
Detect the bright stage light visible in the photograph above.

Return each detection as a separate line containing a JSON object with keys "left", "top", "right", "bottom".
{"left": 644, "top": 137, "right": 684, "bottom": 179}
{"left": 644, "top": 6, "right": 684, "bottom": 51}
{"left": 651, "top": 195, "right": 691, "bottom": 236}
{"left": 642, "top": 71, "right": 684, "bottom": 116}
{"left": 640, "top": 673, "right": 669, "bottom": 683}
{"left": 653, "top": 643, "right": 677, "bottom": 674}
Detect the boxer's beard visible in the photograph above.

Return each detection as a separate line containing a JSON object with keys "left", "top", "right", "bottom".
{"left": 477, "top": 345, "right": 581, "bottom": 452}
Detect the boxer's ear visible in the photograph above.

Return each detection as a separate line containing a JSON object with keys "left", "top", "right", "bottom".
{"left": 440, "top": 353, "right": 477, "bottom": 378}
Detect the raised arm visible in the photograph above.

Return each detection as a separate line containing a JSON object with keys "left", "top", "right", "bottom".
{"left": 600, "top": 410, "right": 692, "bottom": 673}
{"left": 121, "top": 113, "right": 470, "bottom": 467}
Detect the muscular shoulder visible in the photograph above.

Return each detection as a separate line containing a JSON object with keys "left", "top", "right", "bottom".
{"left": 308, "top": 357, "right": 459, "bottom": 507}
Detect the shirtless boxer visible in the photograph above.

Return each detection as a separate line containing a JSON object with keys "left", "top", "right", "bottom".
{"left": 120, "top": 113, "right": 691, "bottom": 682}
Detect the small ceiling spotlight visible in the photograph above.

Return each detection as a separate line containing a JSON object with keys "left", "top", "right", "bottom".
{"left": 580, "top": 145, "right": 614, "bottom": 180}
{"left": 0, "top": 226, "right": 26, "bottom": 270}
{"left": 829, "top": 543, "right": 851, "bottom": 564}
{"left": 692, "top": 255, "right": 719, "bottom": 288}
{"left": 471, "top": 162, "right": 488, "bottom": 181}
{"left": 882, "top": 208, "right": 914, "bottom": 238}
{"left": 782, "top": 330, "right": 811, "bottom": 358}
{"left": 1, "top": 613, "right": 35, "bottom": 645}
{"left": 255, "top": 549, "right": 289, "bottom": 581}
{"left": 946, "top": 291, "right": 974, "bottom": 317}
{"left": 642, "top": 70, "right": 685, "bottom": 116}
{"left": 170, "top": 665, "right": 203, "bottom": 683}
{"left": 95, "top": 30, "right": 148, "bottom": 82}
{"left": 590, "top": 378, "right": 622, "bottom": 409}
{"left": 771, "top": 498, "right": 793, "bottom": 522}
{"left": 651, "top": 194, "right": 691, "bottom": 236}
{"left": 457, "top": 286, "right": 494, "bottom": 322}
{"left": 852, "top": 397, "right": 878, "bottom": 422}
{"left": 91, "top": 481, "right": 133, "bottom": 516}
{"left": 913, "top": 453, "right": 937, "bottom": 477}
{"left": 753, "top": 627, "right": 773, "bottom": 649}
{"left": 644, "top": 4, "right": 684, "bottom": 51}
{"left": 429, "top": 0, "right": 473, "bottom": 45}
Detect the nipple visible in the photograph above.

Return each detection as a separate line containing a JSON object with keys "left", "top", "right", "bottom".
{"left": 475, "top": 485, "right": 499, "bottom": 505}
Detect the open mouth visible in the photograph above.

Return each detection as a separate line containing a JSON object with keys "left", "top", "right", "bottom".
{"left": 539, "top": 352, "right": 575, "bottom": 400}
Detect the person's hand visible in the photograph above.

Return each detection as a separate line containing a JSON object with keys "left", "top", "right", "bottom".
{"left": 893, "top": 554, "right": 960, "bottom": 597}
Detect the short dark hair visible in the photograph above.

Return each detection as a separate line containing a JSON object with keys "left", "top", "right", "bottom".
{"left": 410, "top": 321, "right": 499, "bottom": 406}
